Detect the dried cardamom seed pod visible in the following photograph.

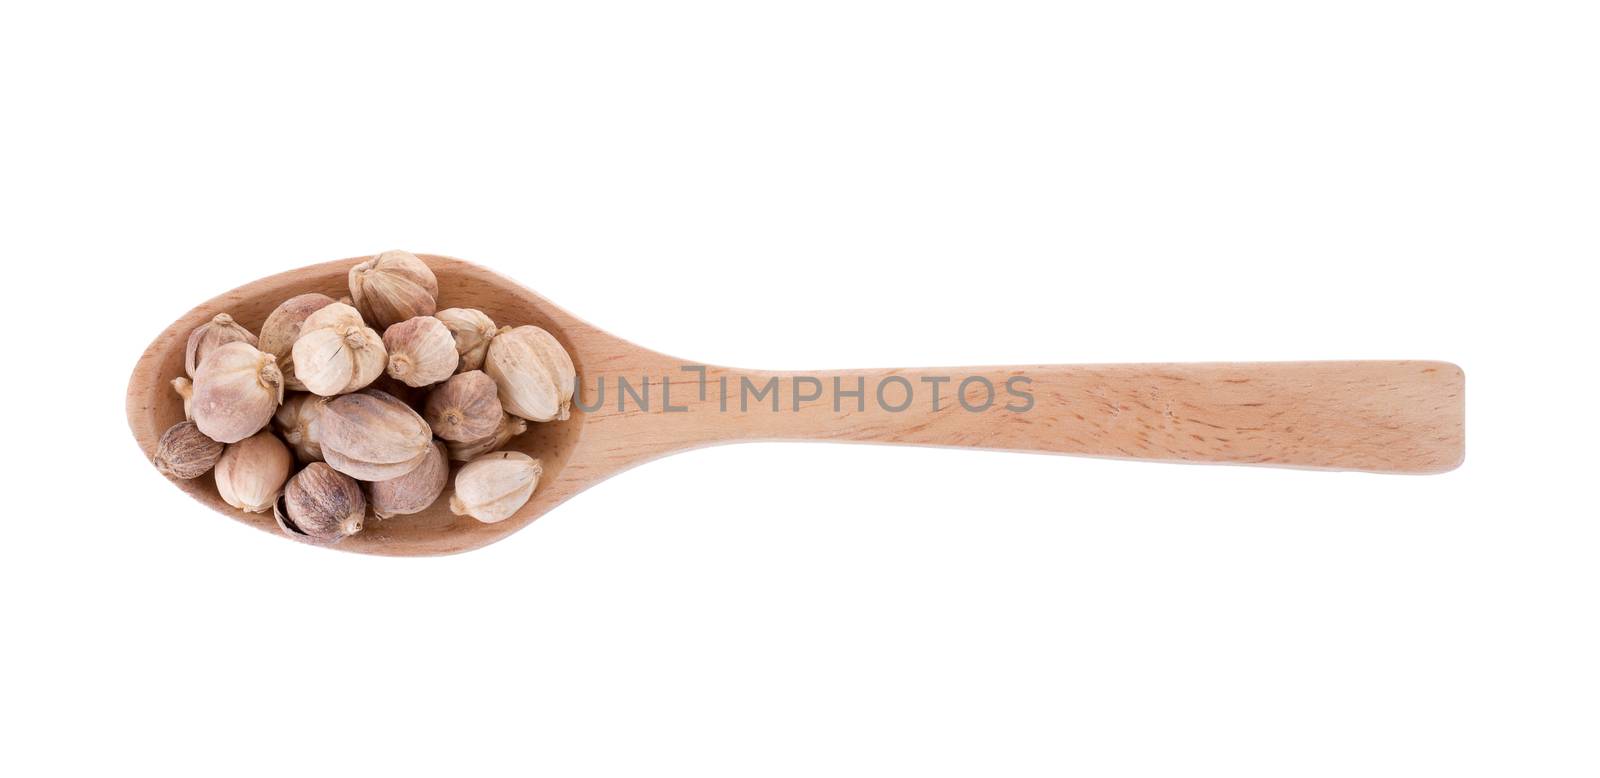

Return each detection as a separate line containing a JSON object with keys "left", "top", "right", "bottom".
{"left": 185, "top": 313, "right": 258, "bottom": 378}
{"left": 484, "top": 325, "right": 576, "bottom": 422}
{"left": 192, "top": 341, "right": 284, "bottom": 444}
{"left": 291, "top": 302, "right": 386, "bottom": 396}
{"left": 348, "top": 250, "right": 438, "bottom": 329}
{"left": 153, "top": 421, "right": 224, "bottom": 479}
{"left": 424, "top": 370, "right": 503, "bottom": 442}
{"left": 273, "top": 393, "right": 329, "bottom": 463}
{"left": 383, "top": 316, "right": 459, "bottom": 387}
{"left": 434, "top": 308, "right": 497, "bottom": 373}
{"left": 171, "top": 377, "right": 195, "bottom": 421}
{"left": 214, "top": 431, "right": 292, "bottom": 513}
{"left": 446, "top": 413, "right": 527, "bottom": 462}
{"left": 312, "top": 389, "right": 433, "bottom": 481}
{"left": 370, "top": 441, "right": 449, "bottom": 519}
{"left": 450, "top": 451, "right": 542, "bottom": 524}
{"left": 279, "top": 462, "right": 365, "bottom": 541}
{"left": 259, "top": 293, "right": 337, "bottom": 391}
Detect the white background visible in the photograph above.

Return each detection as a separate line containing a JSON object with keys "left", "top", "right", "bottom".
{"left": 2, "top": 2, "right": 1596, "bottom": 776}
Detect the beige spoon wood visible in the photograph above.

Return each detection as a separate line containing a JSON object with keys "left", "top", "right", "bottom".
{"left": 126, "top": 254, "right": 1465, "bottom": 556}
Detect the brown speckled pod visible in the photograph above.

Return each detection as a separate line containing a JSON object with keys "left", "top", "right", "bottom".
{"left": 153, "top": 421, "right": 224, "bottom": 479}
{"left": 279, "top": 463, "right": 366, "bottom": 541}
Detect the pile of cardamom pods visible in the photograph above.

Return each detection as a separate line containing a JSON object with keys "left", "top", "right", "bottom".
{"left": 151, "top": 250, "right": 575, "bottom": 543}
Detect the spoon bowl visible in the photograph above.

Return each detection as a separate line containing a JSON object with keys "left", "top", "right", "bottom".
{"left": 128, "top": 255, "right": 595, "bottom": 555}
{"left": 129, "top": 253, "right": 1465, "bottom": 556}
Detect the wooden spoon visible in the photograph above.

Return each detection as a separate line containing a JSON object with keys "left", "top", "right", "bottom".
{"left": 127, "top": 254, "right": 1465, "bottom": 556}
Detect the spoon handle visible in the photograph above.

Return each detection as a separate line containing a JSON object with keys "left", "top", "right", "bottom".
{"left": 589, "top": 360, "right": 1463, "bottom": 473}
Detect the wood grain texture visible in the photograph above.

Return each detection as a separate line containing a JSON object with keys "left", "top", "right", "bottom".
{"left": 127, "top": 254, "right": 1465, "bottom": 556}
{"left": 575, "top": 363, "right": 1464, "bottom": 474}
